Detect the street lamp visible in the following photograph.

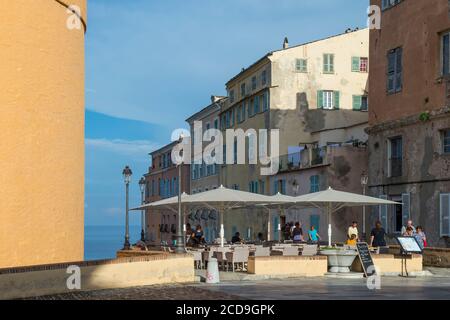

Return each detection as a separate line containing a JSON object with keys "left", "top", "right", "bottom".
{"left": 361, "top": 171, "right": 369, "bottom": 241}
{"left": 174, "top": 136, "right": 185, "bottom": 254}
{"left": 139, "top": 176, "right": 146, "bottom": 242}
{"left": 122, "top": 166, "right": 132, "bottom": 250}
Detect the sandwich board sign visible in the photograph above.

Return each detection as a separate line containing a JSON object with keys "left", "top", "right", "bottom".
{"left": 356, "top": 242, "right": 376, "bottom": 277}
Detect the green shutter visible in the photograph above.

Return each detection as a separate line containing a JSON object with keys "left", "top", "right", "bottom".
{"left": 352, "top": 95, "right": 362, "bottom": 110}
{"left": 317, "top": 90, "right": 324, "bottom": 109}
{"left": 334, "top": 91, "right": 340, "bottom": 109}
{"left": 330, "top": 54, "right": 334, "bottom": 73}
{"left": 352, "top": 57, "right": 360, "bottom": 72}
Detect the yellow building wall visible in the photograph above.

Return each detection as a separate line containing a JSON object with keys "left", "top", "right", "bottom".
{"left": 0, "top": 0, "right": 87, "bottom": 268}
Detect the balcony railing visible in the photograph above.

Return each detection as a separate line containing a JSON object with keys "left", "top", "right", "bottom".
{"left": 278, "top": 146, "right": 328, "bottom": 172}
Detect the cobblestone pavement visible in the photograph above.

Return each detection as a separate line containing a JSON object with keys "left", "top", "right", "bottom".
{"left": 194, "top": 276, "right": 450, "bottom": 300}
{"left": 25, "top": 284, "right": 242, "bottom": 300}
{"left": 24, "top": 275, "right": 450, "bottom": 300}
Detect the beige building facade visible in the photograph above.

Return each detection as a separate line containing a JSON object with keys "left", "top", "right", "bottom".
{"left": 0, "top": 0, "right": 87, "bottom": 268}
{"left": 218, "top": 29, "right": 369, "bottom": 241}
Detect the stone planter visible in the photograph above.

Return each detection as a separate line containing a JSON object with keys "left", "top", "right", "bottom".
{"left": 320, "top": 249, "right": 358, "bottom": 273}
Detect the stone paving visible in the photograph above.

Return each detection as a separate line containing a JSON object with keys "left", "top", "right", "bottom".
{"left": 25, "top": 275, "right": 450, "bottom": 300}
{"left": 25, "top": 284, "right": 242, "bottom": 300}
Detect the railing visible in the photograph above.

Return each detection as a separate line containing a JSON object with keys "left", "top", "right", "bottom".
{"left": 278, "top": 146, "right": 328, "bottom": 172}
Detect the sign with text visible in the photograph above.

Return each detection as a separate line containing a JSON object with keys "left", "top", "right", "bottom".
{"left": 356, "top": 242, "right": 376, "bottom": 277}
{"left": 395, "top": 236, "right": 423, "bottom": 254}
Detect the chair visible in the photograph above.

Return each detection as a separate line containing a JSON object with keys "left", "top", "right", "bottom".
{"left": 225, "top": 248, "right": 250, "bottom": 272}
{"left": 254, "top": 246, "right": 271, "bottom": 257}
{"left": 282, "top": 246, "right": 299, "bottom": 256}
{"left": 301, "top": 244, "right": 318, "bottom": 256}
{"left": 214, "top": 247, "right": 231, "bottom": 270}
{"left": 191, "top": 251, "right": 203, "bottom": 269}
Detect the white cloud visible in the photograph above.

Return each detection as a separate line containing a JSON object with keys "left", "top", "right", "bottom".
{"left": 104, "top": 207, "right": 123, "bottom": 216}
{"left": 86, "top": 138, "right": 160, "bottom": 156}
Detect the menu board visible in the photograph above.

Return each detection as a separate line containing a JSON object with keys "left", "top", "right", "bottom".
{"left": 356, "top": 242, "right": 376, "bottom": 277}
{"left": 396, "top": 236, "right": 423, "bottom": 254}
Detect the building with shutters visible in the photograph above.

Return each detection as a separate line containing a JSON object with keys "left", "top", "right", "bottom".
{"left": 217, "top": 29, "right": 370, "bottom": 241}
{"left": 144, "top": 142, "right": 191, "bottom": 245}
{"left": 367, "top": 0, "right": 450, "bottom": 246}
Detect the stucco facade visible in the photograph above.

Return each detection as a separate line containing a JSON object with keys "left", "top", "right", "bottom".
{"left": 218, "top": 30, "right": 369, "bottom": 241}
{"left": 0, "top": 0, "right": 87, "bottom": 268}
{"left": 144, "top": 142, "right": 190, "bottom": 245}
{"left": 367, "top": 0, "right": 450, "bottom": 247}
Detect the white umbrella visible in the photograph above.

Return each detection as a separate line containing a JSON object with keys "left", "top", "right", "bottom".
{"left": 130, "top": 192, "right": 191, "bottom": 211}
{"left": 182, "top": 186, "right": 292, "bottom": 247}
{"left": 294, "top": 187, "right": 400, "bottom": 247}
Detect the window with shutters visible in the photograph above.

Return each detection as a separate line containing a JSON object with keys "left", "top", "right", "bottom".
{"left": 353, "top": 95, "right": 368, "bottom": 111}
{"left": 352, "top": 57, "right": 368, "bottom": 72}
{"left": 381, "top": 0, "right": 402, "bottom": 11}
{"left": 252, "top": 76, "right": 257, "bottom": 90}
{"left": 387, "top": 48, "right": 402, "bottom": 94}
{"left": 240, "top": 83, "right": 246, "bottom": 97}
{"left": 401, "top": 193, "right": 410, "bottom": 229}
{"left": 262, "top": 70, "right": 267, "bottom": 86}
{"left": 442, "top": 32, "right": 450, "bottom": 76}
{"left": 440, "top": 193, "right": 450, "bottom": 236}
{"left": 262, "top": 91, "right": 269, "bottom": 112}
{"left": 253, "top": 96, "right": 260, "bottom": 114}
{"left": 388, "top": 137, "right": 403, "bottom": 177}
{"left": 295, "top": 59, "right": 307, "bottom": 73}
{"left": 229, "top": 89, "right": 235, "bottom": 103}
{"left": 323, "top": 54, "right": 334, "bottom": 74}
{"left": 443, "top": 129, "right": 450, "bottom": 154}
{"left": 318, "top": 90, "right": 339, "bottom": 110}
{"left": 310, "top": 175, "right": 320, "bottom": 193}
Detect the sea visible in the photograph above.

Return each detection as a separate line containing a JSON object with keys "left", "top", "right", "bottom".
{"left": 84, "top": 225, "right": 142, "bottom": 261}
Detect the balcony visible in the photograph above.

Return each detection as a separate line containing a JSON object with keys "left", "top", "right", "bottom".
{"left": 278, "top": 146, "right": 328, "bottom": 172}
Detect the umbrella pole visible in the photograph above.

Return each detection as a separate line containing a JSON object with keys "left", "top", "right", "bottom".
{"left": 328, "top": 203, "right": 332, "bottom": 247}
{"left": 220, "top": 205, "right": 224, "bottom": 248}
{"left": 267, "top": 210, "right": 271, "bottom": 242}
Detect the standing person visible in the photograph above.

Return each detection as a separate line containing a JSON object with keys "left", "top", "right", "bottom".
{"left": 401, "top": 220, "right": 416, "bottom": 235}
{"left": 283, "top": 223, "right": 292, "bottom": 241}
{"left": 347, "top": 221, "right": 359, "bottom": 241}
{"left": 415, "top": 226, "right": 427, "bottom": 248}
{"left": 369, "top": 221, "right": 387, "bottom": 248}
{"left": 403, "top": 226, "right": 414, "bottom": 237}
{"left": 308, "top": 226, "right": 321, "bottom": 243}
{"left": 231, "top": 232, "right": 243, "bottom": 244}
{"left": 292, "top": 222, "right": 304, "bottom": 243}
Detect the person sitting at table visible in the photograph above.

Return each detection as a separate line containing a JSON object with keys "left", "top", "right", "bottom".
{"left": 257, "top": 232, "right": 264, "bottom": 243}
{"left": 292, "top": 222, "right": 304, "bottom": 243}
{"left": 346, "top": 234, "right": 357, "bottom": 246}
{"left": 231, "top": 232, "right": 243, "bottom": 244}
{"left": 308, "top": 226, "right": 321, "bottom": 243}
{"left": 369, "top": 221, "right": 386, "bottom": 248}
{"left": 191, "top": 225, "right": 206, "bottom": 246}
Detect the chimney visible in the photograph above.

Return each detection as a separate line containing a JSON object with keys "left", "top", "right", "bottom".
{"left": 283, "top": 37, "right": 289, "bottom": 49}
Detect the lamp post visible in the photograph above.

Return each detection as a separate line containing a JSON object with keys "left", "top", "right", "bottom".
{"left": 174, "top": 160, "right": 184, "bottom": 253}
{"left": 361, "top": 171, "right": 369, "bottom": 241}
{"left": 139, "top": 177, "right": 146, "bottom": 242}
{"left": 122, "top": 166, "right": 132, "bottom": 250}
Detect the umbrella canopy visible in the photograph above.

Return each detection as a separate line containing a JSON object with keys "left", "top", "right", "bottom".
{"left": 130, "top": 192, "right": 191, "bottom": 211}
{"left": 185, "top": 186, "right": 293, "bottom": 247}
{"left": 294, "top": 187, "right": 399, "bottom": 247}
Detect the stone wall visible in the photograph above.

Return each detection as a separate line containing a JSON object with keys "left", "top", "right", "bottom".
{"left": 423, "top": 247, "right": 450, "bottom": 268}
{"left": 247, "top": 256, "right": 328, "bottom": 277}
{"left": 0, "top": 254, "right": 194, "bottom": 300}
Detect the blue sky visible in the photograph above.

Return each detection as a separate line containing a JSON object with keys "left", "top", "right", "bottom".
{"left": 85, "top": 0, "right": 369, "bottom": 226}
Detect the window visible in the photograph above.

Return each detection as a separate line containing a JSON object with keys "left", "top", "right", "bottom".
{"left": 387, "top": 48, "right": 402, "bottom": 94}
{"left": 317, "top": 90, "right": 340, "bottom": 110}
{"left": 443, "top": 130, "right": 450, "bottom": 154}
{"left": 273, "top": 179, "right": 278, "bottom": 195}
{"left": 382, "top": 0, "right": 402, "bottom": 10}
{"left": 248, "top": 99, "right": 254, "bottom": 117}
{"left": 214, "top": 118, "right": 219, "bottom": 129}
{"left": 310, "top": 175, "right": 320, "bottom": 193}
{"left": 240, "top": 83, "right": 246, "bottom": 97}
{"left": 295, "top": 59, "right": 307, "bottom": 72}
{"left": 260, "top": 180, "right": 265, "bottom": 195}
{"left": 440, "top": 193, "right": 450, "bottom": 236}
{"left": 280, "top": 179, "right": 286, "bottom": 195}
{"left": 352, "top": 57, "right": 368, "bottom": 72}
{"left": 262, "top": 91, "right": 269, "bottom": 111}
{"left": 388, "top": 137, "right": 403, "bottom": 177}
{"left": 262, "top": 70, "right": 267, "bottom": 86}
{"left": 251, "top": 76, "right": 257, "bottom": 90}
{"left": 254, "top": 96, "right": 260, "bottom": 114}
{"left": 323, "top": 54, "right": 334, "bottom": 73}
{"left": 352, "top": 95, "right": 368, "bottom": 111}
{"left": 151, "top": 179, "right": 155, "bottom": 196}
{"left": 229, "top": 89, "right": 235, "bottom": 103}
{"left": 442, "top": 32, "right": 450, "bottom": 76}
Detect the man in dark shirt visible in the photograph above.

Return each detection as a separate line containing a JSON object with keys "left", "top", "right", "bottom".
{"left": 370, "top": 221, "right": 387, "bottom": 247}
{"left": 231, "top": 232, "right": 243, "bottom": 244}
